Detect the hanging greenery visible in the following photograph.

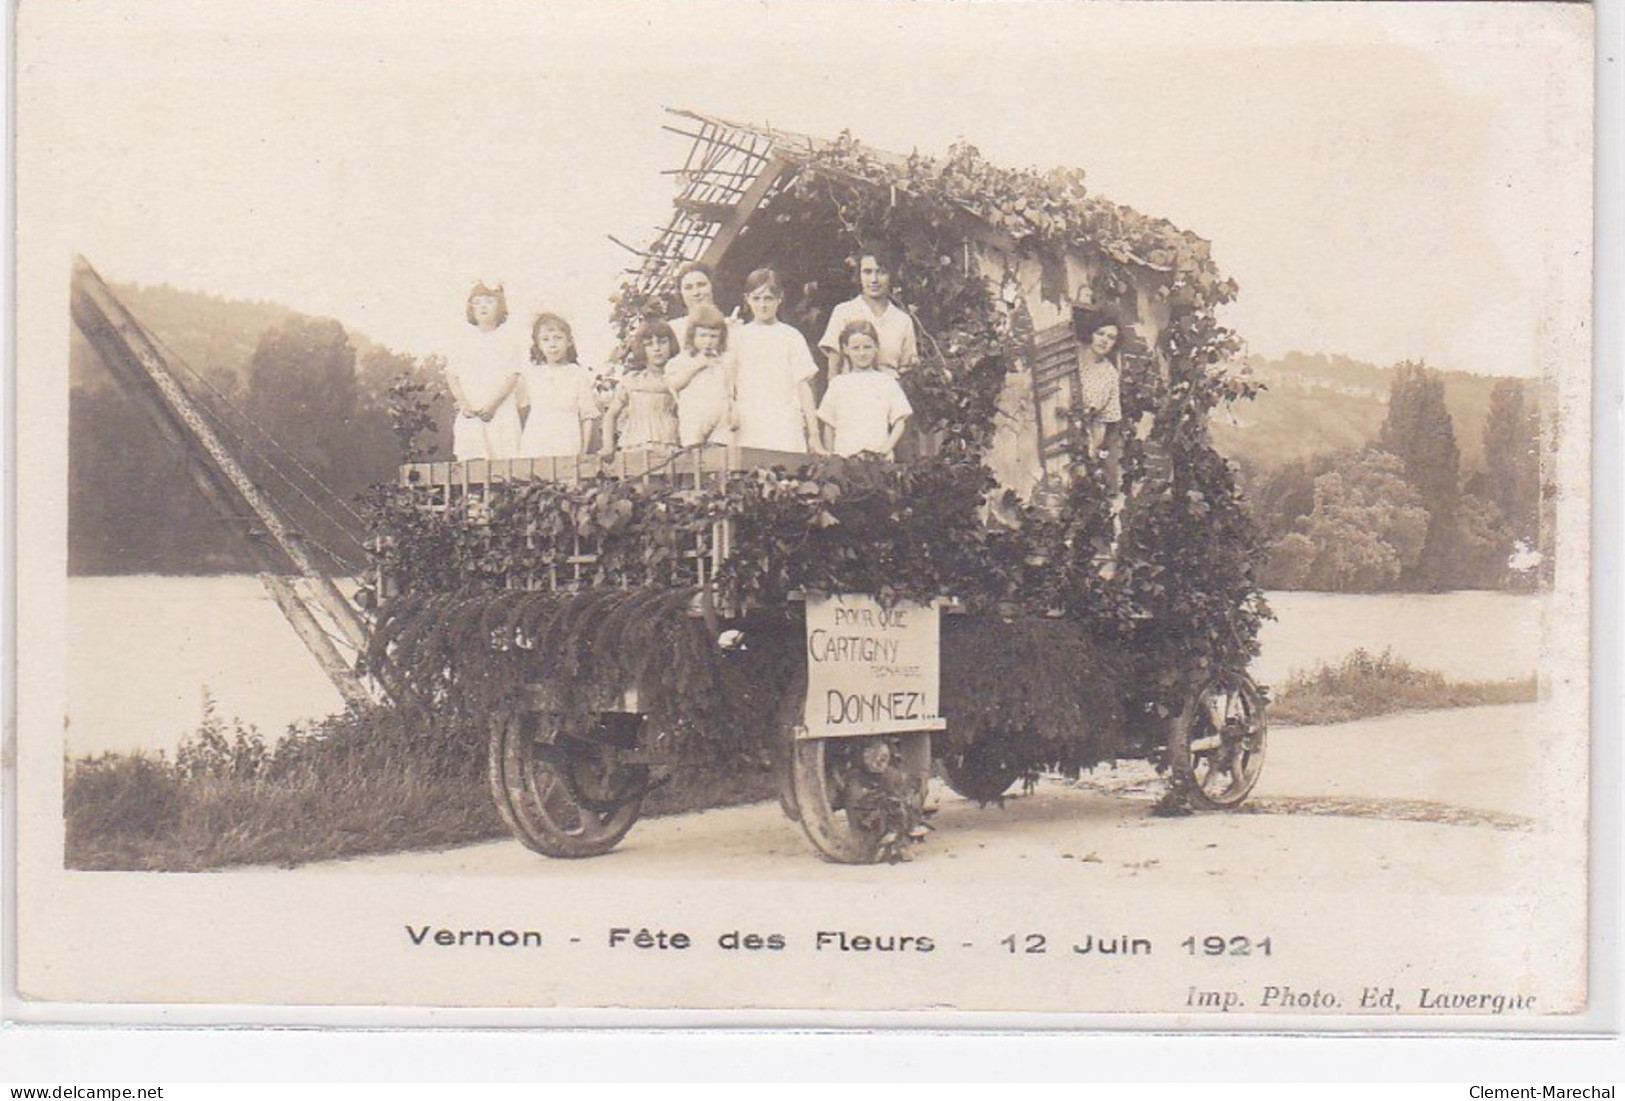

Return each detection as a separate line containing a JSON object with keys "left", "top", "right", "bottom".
{"left": 367, "top": 585, "right": 1141, "bottom": 774}
{"left": 368, "top": 588, "right": 804, "bottom": 769}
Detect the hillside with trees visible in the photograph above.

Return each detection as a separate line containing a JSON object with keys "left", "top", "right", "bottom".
{"left": 69, "top": 283, "right": 1545, "bottom": 592}
{"left": 1239, "top": 364, "right": 1545, "bottom": 592}
{"left": 69, "top": 283, "right": 449, "bottom": 575}
{"left": 1210, "top": 351, "right": 1524, "bottom": 473}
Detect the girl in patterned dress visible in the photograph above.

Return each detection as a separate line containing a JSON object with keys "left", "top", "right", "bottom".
{"left": 601, "top": 319, "right": 680, "bottom": 455}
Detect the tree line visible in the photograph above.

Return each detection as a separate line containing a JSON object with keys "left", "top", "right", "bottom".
{"left": 1241, "top": 364, "right": 1545, "bottom": 592}
{"left": 69, "top": 295, "right": 448, "bottom": 575}
{"left": 70, "top": 285, "right": 1545, "bottom": 592}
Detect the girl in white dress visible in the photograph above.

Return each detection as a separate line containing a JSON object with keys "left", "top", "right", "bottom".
{"left": 601, "top": 319, "right": 680, "bottom": 454}
{"left": 517, "top": 313, "right": 598, "bottom": 459}
{"left": 730, "top": 269, "right": 823, "bottom": 454}
{"left": 817, "top": 320, "right": 913, "bottom": 458}
{"left": 817, "top": 249, "right": 919, "bottom": 379}
{"left": 444, "top": 283, "right": 523, "bottom": 461}
{"left": 664, "top": 305, "right": 737, "bottom": 447}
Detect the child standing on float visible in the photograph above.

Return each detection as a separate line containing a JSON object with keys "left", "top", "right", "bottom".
{"left": 667, "top": 260, "right": 728, "bottom": 351}
{"left": 664, "top": 305, "right": 737, "bottom": 447}
{"left": 600, "top": 319, "right": 680, "bottom": 454}
{"left": 517, "top": 313, "right": 598, "bottom": 458}
{"left": 817, "top": 319, "right": 913, "bottom": 458}
{"left": 444, "top": 283, "right": 524, "bottom": 461}
{"left": 729, "top": 269, "right": 823, "bottom": 453}
{"left": 817, "top": 249, "right": 919, "bottom": 379}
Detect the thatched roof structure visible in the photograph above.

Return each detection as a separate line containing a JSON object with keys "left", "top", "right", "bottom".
{"left": 616, "top": 107, "right": 1233, "bottom": 334}
{"left": 609, "top": 108, "right": 1246, "bottom": 501}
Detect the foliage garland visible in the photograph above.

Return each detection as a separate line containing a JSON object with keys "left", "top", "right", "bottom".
{"left": 366, "top": 583, "right": 1138, "bottom": 772}
{"left": 367, "top": 588, "right": 803, "bottom": 768}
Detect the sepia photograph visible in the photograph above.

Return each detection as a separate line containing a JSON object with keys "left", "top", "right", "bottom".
{"left": 8, "top": 0, "right": 1600, "bottom": 1026}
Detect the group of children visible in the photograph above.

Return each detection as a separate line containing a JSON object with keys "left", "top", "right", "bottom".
{"left": 443, "top": 287, "right": 595, "bottom": 462}
{"left": 444, "top": 259, "right": 919, "bottom": 464}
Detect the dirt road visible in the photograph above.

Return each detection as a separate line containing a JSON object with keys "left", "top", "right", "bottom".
{"left": 298, "top": 703, "right": 1558, "bottom": 894}
{"left": 210, "top": 701, "right": 1587, "bottom": 1014}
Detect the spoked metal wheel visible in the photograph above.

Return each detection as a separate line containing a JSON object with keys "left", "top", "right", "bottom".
{"left": 1167, "top": 675, "right": 1267, "bottom": 810}
{"left": 488, "top": 710, "right": 649, "bottom": 858}
{"left": 773, "top": 675, "right": 807, "bottom": 825}
{"left": 937, "top": 738, "right": 1022, "bottom": 805}
{"left": 791, "top": 732, "right": 933, "bottom": 864}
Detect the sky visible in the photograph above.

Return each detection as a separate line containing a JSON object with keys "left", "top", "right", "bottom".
{"left": 17, "top": 0, "right": 1594, "bottom": 376}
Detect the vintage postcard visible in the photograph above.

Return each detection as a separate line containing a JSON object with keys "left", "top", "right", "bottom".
{"left": 7, "top": 0, "right": 1601, "bottom": 1027}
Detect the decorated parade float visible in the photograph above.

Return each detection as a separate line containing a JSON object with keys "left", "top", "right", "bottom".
{"left": 362, "top": 110, "right": 1271, "bottom": 863}
{"left": 74, "top": 110, "right": 1271, "bottom": 865}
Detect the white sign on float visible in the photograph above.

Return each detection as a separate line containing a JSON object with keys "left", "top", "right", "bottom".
{"left": 801, "top": 594, "right": 944, "bottom": 740}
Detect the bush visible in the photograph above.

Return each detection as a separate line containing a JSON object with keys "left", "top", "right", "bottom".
{"left": 64, "top": 753, "right": 185, "bottom": 849}
{"left": 1271, "top": 648, "right": 1536, "bottom": 725}
{"left": 63, "top": 697, "right": 786, "bottom": 872}
{"left": 65, "top": 703, "right": 499, "bottom": 871}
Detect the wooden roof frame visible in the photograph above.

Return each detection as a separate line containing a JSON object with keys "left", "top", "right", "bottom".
{"left": 620, "top": 108, "right": 1187, "bottom": 311}
{"left": 619, "top": 109, "right": 991, "bottom": 303}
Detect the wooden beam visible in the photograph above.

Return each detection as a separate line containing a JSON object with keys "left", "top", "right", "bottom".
{"left": 607, "top": 234, "right": 653, "bottom": 258}
{"left": 698, "top": 156, "right": 793, "bottom": 269}
{"left": 260, "top": 574, "right": 373, "bottom": 708}
{"left": 71, "top": 258, "right": 372, "bottom": 655}
{"left": 673, "top": 196, "right": 737, "bottom": 224}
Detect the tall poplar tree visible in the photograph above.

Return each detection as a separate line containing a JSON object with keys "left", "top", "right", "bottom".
{"left": 242, "top": 318, "right": 370, "bottom": 571}
{"left": 1378, "top": 361, "right": 1460, "bottom": 588}
{"left": 1481, "top": 378, "right": 1540, "bottom": 544}
{"left": 246, "top": 318, "right": 359, "bottom": 477}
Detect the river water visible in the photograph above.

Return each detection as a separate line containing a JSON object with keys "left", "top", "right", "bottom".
{"left": 63, "top": 577, "right": 1544, "bottom": 757}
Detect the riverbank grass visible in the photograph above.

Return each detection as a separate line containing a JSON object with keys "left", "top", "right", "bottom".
{"left": 1269, "top": 648, "right": 1537, "bottom": 726}
{"left": 65, "top": 703, "right": 775, "bottom": 872}
{"left": 66, "top": 705, "right": 498, "bottom": 871}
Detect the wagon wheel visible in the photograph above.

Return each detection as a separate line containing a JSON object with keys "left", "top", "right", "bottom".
{"left": 1167, "top": 675, "right": 1267, "bottom": 810}
{"left": 487, "top": 710, "right": 649, "bottom": 858}
{"left": 937, "top": 738, "right": 1022, "bottom": 804}
{"left": 792, "top": 733, "right": 933, "bottom": 863}
{"left": 782, "top": 682, "right": 933, "bottom": 864}
{"left": 772, "top": 674, "right": 806, "bottom": 825}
